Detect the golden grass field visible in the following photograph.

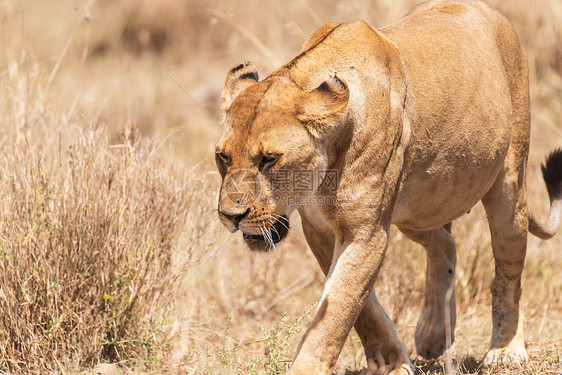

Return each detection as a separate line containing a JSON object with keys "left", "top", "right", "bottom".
{"left": 0, "top": 0, "right": 560, "bottom": 374}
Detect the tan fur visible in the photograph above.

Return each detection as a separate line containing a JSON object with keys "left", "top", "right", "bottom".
{"left": 215, "top": 1, "right": 561, "bottom": 373}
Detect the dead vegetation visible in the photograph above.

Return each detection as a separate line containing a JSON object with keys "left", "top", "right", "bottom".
{"left": 0, "top": 64, "right": 204, "bottom": 372}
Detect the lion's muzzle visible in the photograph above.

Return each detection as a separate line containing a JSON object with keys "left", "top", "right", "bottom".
{"left": 219, "top": 207, "right": 250, "bottom": 225}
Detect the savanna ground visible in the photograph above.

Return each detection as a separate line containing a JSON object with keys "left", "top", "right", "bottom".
{"left": 0, "top": 0, "right": 560, "bottom": 374}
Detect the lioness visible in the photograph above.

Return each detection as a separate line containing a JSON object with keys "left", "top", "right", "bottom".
{"left": 215, "top": 0, "right": 562, "bottom": 373}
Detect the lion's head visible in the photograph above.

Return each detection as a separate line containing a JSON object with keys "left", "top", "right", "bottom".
{"left": 215, "top": 61, "right": 349, "bottom": 251}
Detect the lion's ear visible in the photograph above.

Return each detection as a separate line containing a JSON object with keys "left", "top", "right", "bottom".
{"left": 297, "top": 75, "right": 350, "bottom": 137}
{"left": 222, "top": 61, "right": 259, "bottom": 110}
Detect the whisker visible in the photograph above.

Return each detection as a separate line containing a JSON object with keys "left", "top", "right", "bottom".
{"left": 266, "top": 223, "right": 276, "bottom": 251}
{"left": 271, "top": 214, "right": 290, "bottom": 231}
{"left": 271, "top": 213, "right": 291, "bottom": 225}
{"left": 265, "top": 219, "right": 276, "bottom": 247}
{"left": 260, "top": 224, "right": 269, "bottom": 244}
{"left": 258, "top": 225, "right": 268, "bottom": 247}
{"left": 266, "top": 225, "right": 275, "bottom": 248}
{"left": 265, "top": 224, "right": 274, "bottom": 245}
{"left": 270, "top": 220, "right": 280, "bottom": 239}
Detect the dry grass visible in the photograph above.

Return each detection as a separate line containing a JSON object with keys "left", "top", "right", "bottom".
{"left": 0, "top": 66, "right": 201, "bottom": 372}
{"left": 0, "top": 0, "right": 560, "bottom": 374}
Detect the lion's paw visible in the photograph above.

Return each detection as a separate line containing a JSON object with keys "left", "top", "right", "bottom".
{"left": 363, "top": 358, "right": 414, "bottom": 375}
{"left": 388, "top": 363, "right": 414, "bottom": 375}
{"left": 415, "top": 311, "right": 453, "bottom": 359}
{"left": 483, "top": 347, "right": 528, "bottom": 367}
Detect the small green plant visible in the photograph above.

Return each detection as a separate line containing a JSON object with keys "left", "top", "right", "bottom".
{"left": 188, "top": 307, "right": 315, "bottom": 375}
{"left": 218, "top": 316, "right": 233, "bottom": 369}
{"left": 262, "top": 304, "right": 316, "bottom": 375}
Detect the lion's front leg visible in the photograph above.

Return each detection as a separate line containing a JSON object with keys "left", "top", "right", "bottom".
{"left": 288, "top": 230, "right": 410, "bottom": 375}
{"left": 299, "top": 215, "right": 412, "bottom": 375}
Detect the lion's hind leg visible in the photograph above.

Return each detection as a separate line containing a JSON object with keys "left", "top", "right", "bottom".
{"left": 399, "top": 224, "right": 457, "bottom": 360}
{"left": 481, "top": 165, "right": 529, "bottom": 366}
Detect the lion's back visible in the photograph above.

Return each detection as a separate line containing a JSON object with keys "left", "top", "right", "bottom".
{"left": 384, "top": 0, "right": 529, "bottom": 229}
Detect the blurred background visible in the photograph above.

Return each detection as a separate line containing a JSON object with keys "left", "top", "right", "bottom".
{"left": 0, "top": 0, "right": 560, "bottom": 374}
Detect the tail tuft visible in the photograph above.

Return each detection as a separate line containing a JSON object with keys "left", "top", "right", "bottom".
{"left": 530, "top": 148, "right": 562, "bottom": 239}
{"left": 541, "top": 148, "right": 562, "bottom": 201}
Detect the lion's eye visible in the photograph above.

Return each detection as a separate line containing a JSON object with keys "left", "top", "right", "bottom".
{"left": 259, "top": 154, "right": 279, "bottom": 171}
{"left": 216, "top": 152, "right": 229, "bottom": 166}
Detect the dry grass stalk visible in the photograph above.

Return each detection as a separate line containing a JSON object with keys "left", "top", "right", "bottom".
{"left": 0, "top": 68, "right": 195, "bottom": 373}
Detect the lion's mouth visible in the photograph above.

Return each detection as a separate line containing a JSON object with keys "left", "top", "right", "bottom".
{"left": 242, "top": 215, "right": 290, "bottom": 245}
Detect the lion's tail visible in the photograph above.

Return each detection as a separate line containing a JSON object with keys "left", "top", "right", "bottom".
{"left": 529, "top": 148, "right": 562, "bottom": 239}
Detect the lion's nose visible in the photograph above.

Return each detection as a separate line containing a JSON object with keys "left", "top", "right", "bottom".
{"left": 220, "top": 207, "right": 250, "bottom": 224}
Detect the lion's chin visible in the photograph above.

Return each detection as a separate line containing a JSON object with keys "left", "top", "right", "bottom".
{"left": 242, "top": 215, "right": 289, "bottom": 252}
